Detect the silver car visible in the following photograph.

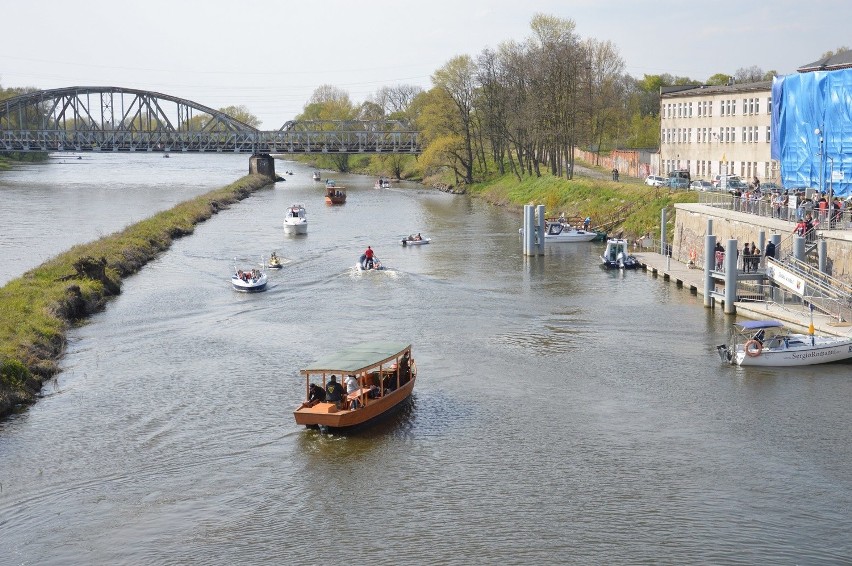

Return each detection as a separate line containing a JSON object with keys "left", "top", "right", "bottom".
{"left": 645, "top": 175, "right": 667, "bottom": 187}
{"left": 689, "top": 180, "right": 713, "bottom": 191}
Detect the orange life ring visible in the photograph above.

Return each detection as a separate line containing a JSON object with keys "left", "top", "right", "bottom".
{"left": 744, "top": 339, "right": 762, "bottom": 357}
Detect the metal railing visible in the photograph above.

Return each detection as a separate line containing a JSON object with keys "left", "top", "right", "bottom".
{"left": 697, "top": 192, "right": 852, "bottom": 229}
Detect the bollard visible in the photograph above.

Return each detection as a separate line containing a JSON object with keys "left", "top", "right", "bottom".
{"left": 818, "top": 240, "right": 827, "bottom": 273}
{"left": 723, "top": 238, "right": 738, "bottom": 314}
{"left": 704, "top": 233, "right": 716, "bottom": 308}
{"left": 793, "top": 236, "right": 805, "bottom": 262}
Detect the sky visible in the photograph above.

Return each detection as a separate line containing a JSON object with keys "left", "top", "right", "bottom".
{"left": 2, "top": 0, "right": 849, "bottom": 129}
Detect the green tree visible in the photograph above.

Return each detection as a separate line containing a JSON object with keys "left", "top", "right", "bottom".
{"left": 431, "top": 55, "right": 478, "bottom": 185}
{"left": 218, "top": 105, "right": 261, "bottom": 128}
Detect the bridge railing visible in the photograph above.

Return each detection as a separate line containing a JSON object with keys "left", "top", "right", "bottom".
{"left": 0, "top": 129, "right": 422, "bottom": 154}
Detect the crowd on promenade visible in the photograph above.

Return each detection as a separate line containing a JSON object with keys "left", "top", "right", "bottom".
{"left": 699, "top": 187, "right": 852, "bottom": 230}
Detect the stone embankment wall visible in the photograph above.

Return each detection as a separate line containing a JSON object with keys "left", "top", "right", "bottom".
{"left": 672, "top": 203, "right": 852, "bottom": 284}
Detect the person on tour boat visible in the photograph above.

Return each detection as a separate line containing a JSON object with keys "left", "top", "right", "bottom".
{"left": 306, "top": 383, "right": 326, "bottom": 407}
{"left": 325, "top": 375, "right": 344, "bottom": 408}
{"left": 345, "top": 374, "right": 360, "bottom": 409}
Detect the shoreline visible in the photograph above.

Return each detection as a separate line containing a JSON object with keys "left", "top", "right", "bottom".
{"left": 0, "top": 174, "right": 272, "bottom": 419}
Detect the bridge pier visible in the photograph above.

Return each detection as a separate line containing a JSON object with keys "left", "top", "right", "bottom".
{"left": 249, "top": 154, "right": 276, "bottom": 180}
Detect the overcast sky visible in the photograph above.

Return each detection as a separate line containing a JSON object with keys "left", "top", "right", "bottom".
{"left": 2, "top": 0, "right": 848, "bottom": 128}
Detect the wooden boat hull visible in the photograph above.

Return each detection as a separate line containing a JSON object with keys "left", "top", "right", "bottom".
{"left": 325, "top": 196, "right": 346, "bottom": 205}
{"left": 294, "top": 375, "right": 416, "bottom": 428}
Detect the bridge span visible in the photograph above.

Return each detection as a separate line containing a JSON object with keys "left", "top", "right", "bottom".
{"left": 0, "top": 86, "right": 422, "bottom": 156}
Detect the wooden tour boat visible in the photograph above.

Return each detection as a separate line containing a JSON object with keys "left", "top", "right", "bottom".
{"left": 325, "top": 180, "right": 347, "bottom": 205}
{"left": 294, "top": 342, "right": 416, "bottom": 430}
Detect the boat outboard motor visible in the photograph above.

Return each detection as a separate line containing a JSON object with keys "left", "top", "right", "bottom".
{"left": 716, "top": 344, "right": 732, "bottom": 363}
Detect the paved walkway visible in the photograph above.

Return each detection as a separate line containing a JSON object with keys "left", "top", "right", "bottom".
{"left": 633, "top": 251, "right": 852, "bottom": 338}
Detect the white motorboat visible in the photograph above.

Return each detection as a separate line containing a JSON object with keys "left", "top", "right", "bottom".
{"left": 312, "top": 171, "right": 321, "bottom": 181}
{"left": 232, "top": 259, "right": 268, "bottom": 292}
{"left": 283, "top": 204, "right": 307, "bottom": 234}
{"left": 518, "top": 221, "right": 599, "bottom": 243}
{"left": 401, "top": 234, "right": 430, "bottom": 246}
{"left": 374, "top": 178, "right": 391, "bottom": 189}
{"left": 600, "top": 238, "right": 641, "bottom": 269}
{"left": 717, "top": 320, "right": 852, "bottom": 367}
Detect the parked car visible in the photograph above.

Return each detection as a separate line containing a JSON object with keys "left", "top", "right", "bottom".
{"left": 712, "top": 174, "right": 742, "bottom": 188}
{"left": 689, "top": 180, "right": 713, "bottom": 191}
{"left": 727, "top": 180, "right": 748, "bottom": 194}
{"left": 761, "top": 182, "right": 781, "bottom": 193}
{"left": 645, "top": 175, "right": 667, "bottom": 187}
{"left": 668, "top": 177, "right": 689, "bottom": 190}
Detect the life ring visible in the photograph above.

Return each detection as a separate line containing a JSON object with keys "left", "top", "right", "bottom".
{"left": 744, "top": 339, "right": 762, "bottom": 357}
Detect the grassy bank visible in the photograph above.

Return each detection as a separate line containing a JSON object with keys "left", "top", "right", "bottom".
{"left": 469, "top": 173, "right": 698, "bottom": 237}
{"left": 0, "top": 174, "right": 272, "bottom": 418}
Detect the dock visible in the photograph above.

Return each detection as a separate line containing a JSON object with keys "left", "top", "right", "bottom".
{"left": 633, "top": 251, "right": 852, "bottom": 339}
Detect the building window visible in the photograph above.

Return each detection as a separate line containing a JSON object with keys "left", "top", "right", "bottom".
{"left": 767, "top": 97, "right": 772, "bottom": 114}
{"left": 766, "top": 126, "right": 771, "bottom": 143}
{"left": 743, "top": 98, "right": 748, "bottom": 115}
{"left": 755, "top": 98, "right": 760, "bottom": 114}
{"left": 743, "top": 126, "right": 747, "bottom": 142}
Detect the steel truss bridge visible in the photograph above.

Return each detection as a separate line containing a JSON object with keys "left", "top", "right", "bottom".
{"left": 0, "top": 86, "right": 421, "bottom": 155}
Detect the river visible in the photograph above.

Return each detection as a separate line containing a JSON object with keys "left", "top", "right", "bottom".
{"left": 1, "top": 154, "right": 851, "bottom": 564}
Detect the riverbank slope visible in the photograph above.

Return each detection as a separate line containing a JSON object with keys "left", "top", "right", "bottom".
{"left": 468, "top": 172, "right": 698, "bottom": 237}
{"left": 0, "top": 174, "right": 272, "bottom": 418}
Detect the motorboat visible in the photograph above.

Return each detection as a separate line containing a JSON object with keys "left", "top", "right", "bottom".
{"left": 374, "top": 178, "right": 391, "bottom": 189}
{"left": 283, "top": 204, "right": 307, "bottom": 234}
{"left": 312, "top": 171, "right": 321, "bottom": 181}
{"left": 231, "top": 260, "right": 267, "bottom": 292}
{"left": 518, "top": 221, "right": 599, "bottom": 243}
{"left": 294, "top": 342, "right": 416, "bottom": 431}
{"left": 325, "top": 180, "right": 346, "bottom": 204}
{"left": 600, "top": 238, "right": 641, "bottom": 269}
{"left": 267, "top": 252, "right": 283, "bottom": 269}
{"left": 357, "top": 253, "right": 384, "bottom": 271}
{"left": 717, "top": 320, "right": 852, "bottom": 367}
{"left": 401, "top": 234, "right": 430, "bottom": 246}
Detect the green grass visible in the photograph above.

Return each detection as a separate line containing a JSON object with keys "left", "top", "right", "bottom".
{"left": 469, "top": 172, "right": 697, "bottom": 236}
{"left": 0, "top": 174, "right": 271, "bottom": 416}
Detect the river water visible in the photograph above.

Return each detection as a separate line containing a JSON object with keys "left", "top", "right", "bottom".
{"left": 1, "top": 155, "right": 851, "bottom": 564}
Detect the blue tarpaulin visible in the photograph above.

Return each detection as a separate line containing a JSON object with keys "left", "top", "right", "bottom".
{"left": 772, "top": 69, "right": 852, "bottom": 197}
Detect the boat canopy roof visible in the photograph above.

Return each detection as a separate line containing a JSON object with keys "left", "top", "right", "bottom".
{"left": 301, "top": 342, "right": 410, "bottom": 375}
{"left": 734, "top": 320, "right": 784, "bottom": 330}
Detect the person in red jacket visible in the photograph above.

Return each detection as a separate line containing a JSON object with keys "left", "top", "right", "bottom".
{"left": 363, "top": 246, "right": 374, "bottom": 269}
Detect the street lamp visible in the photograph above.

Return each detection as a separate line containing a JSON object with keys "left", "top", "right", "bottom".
{"left": 815, "top": 127, "right": 824, "bottom": 195}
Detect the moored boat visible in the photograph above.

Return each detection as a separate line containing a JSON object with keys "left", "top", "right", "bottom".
{"left": 283, "top": 203, "right": 308, "bottom": 234}
{"left": 518, "top": 221, "right": 600, "bottom": 243}
{"left": 716, "top": 320, "right": 852, "bottom": 366}
{"left": 294, "top": 342, "right": 416, "bottom": 430}
{"left": 600, "top": 238, "right": 641, "bottom": 269}
{"left": 374, "top": 178, "right": 391, "bottom": 189}
{"left": 231, "top": 260, "right": 268, "bottom": 292}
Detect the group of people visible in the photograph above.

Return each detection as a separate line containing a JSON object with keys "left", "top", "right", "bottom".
{"left": 741, "top": 242, "right": 762, "bottom": 273}
{"left": 305, "top": 373, "right": 385, "bottom": 411}
{"left": 712, "top": 240, "right": 776, "bottom": 272}
{"left": 406, "top": 233, "right": 423, "bottom": 241}
{"left": 235, "top": 268, "right": 261, "bottom": 282}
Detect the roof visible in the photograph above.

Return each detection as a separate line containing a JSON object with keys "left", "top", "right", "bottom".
{"left": 301, "top": 341, "right": 410, "bottom": 374}
{"left": 734, "top": 320, "right": 784, "bottom": 330}
{"left": 798, "top": 50, "right": 852, "bottom": 72}
{"left": 661, "top": 80, "right": 772, "bottom": 98}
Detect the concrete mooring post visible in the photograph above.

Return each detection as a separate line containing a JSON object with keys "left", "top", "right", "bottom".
{"left": 704, "top": 233, "right": 716, "bottom": 308}
{"left": 536, "top": 205, "right": 546, "bottom": 256}
{"left": 522, "top": 205, "right": 546, "bottom": 256}
{"left": 793, "top": 236, "right": 806, "bottom": 262}
{"left": 818, "top": 240, "right": 828, "bottom": 273}
{"left": 723, "top": 238, "right": 738, "bottom": 314}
